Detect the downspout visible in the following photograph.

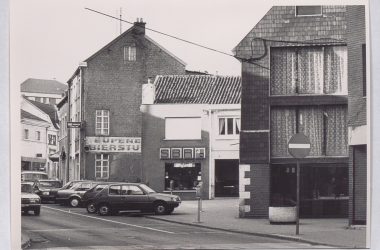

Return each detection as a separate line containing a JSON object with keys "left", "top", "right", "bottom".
{"left": 80, "top": 67, "right": 85, "bottom": 180}
{"left": 207, "top": 106, "right": 214, "bottom": 200}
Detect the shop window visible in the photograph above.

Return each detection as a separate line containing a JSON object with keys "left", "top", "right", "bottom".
{"left": 95, "top": 110, "right": 109, "bottom": 135}
{"left": 295, "top": 6, "right": 322, "bottom": 16}
{"left": 218, "top": 117, "right": 240, "bottom": 136}
{"left": 124, "top": 44, "right": 136, "bottom": 62}
{"left": 270, "top": 106, "right": 347, "bottom": 157}
{"left": 270, "top": 46, "right": 347, "bottom": 95}
{"left": 95, "top": 154, "right": 109, "bottom": 179}
{"left": 165, "top": 163, "right": 201, "bottom": 190}
{"left": 165, "top": 117, "right": 201, "bottom": 140}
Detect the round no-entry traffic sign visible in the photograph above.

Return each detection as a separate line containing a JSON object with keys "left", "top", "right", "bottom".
{"left": 288, "top": 133, "right": 311, "bottom": 159}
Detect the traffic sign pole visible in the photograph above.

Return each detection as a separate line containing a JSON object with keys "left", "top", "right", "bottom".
{"left": 288, "top": 133, "right": 311, "bottom": 236}
{"left": 296, "top": 161, "right": 300, "bottom": 235}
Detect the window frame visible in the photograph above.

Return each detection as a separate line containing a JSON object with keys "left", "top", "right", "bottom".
{"left": 95, "top": 110, "right": 110, "bottom": 136}
{"left": 123, "top": 44, "right": 137, "bottom": 63}
{"left": 270, "top": 45, "right": 348, "bottom": 96}
{"left": 35, "top": 131, "right": 41, "bottom": 141}
{"left": 295, "top": 6, "right": 322, "bottom": 17}
{"left": 24, "top": 129, "right": 29, "bottom": 140}
{"left": 218, "top": 116, "right": 240, "bottom": 137}
{"left": 95, "top": 154, "right": 109, "bottom": 179}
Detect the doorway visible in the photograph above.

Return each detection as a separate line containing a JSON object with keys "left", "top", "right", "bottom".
{"left": 215, "top": 159, "right": 239, "bottom": 197}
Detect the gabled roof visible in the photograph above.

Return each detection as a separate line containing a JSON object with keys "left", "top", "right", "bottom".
{"left": 27, "top": 100, "right": 59, "bottom": 129}
{"left": 21, "top": 110, "right": 48, "bottom": 123}
{"left": 154, "top": 75, "right": 241, "bottom": 104}
{"left": 84, "top": 25, "right": 186, "bottom": 66}
{"left": 21, "top": 78, "right": 67, "bottom": 95}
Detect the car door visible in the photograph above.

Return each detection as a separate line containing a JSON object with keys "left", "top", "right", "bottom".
{"left": 124, "top": 185, "right": 150, "bottom": 211}
{"left": 107, "top": 185, "right": 124, "bottom": 211}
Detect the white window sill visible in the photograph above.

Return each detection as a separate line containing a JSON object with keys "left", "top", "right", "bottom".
{"left": 163, "top": 138, "right": 202, "bottom": 141}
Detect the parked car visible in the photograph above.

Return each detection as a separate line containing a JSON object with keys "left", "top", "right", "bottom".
{"left": 82, "top": 182, "right": 124, "bottom": 213}
{"left": 33, "top": 180, "right": 63, "bottom": 203}
{"left": 49, "top": 180, "right": 90, "bottom": 199}
{"left": 90, "top": 183, "right": 181, "bottom": 216}
{"left": 21, "top": 182, "right": 41, "bottom": 216}
{"left": 21, "top": 171, "right": 48, "bottom": 181}
{"left": 56, "top": 181, "right": 102, "bottom": 207}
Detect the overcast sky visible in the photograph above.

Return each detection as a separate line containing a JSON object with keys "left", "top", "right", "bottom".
{"left": 11, "top": 0, "right": 366, "bottom": 85}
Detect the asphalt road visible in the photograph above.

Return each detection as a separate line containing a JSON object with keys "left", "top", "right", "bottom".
{"left": 22, "top": 204, "right": 328, "bottom": 249}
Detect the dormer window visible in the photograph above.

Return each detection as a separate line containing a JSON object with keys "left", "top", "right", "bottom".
{"left": 123, "top": 44, "right": 136, "bottom": 62}
{"left": 296, "top": 6, "right": 322, "bottom": 16}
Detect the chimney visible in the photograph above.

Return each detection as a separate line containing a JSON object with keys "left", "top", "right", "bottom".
{"left": 133, "top": 17, "right": 146, "bottom": 35}
{"left": 142, "top": 78, "right": 155, "bottom": 104}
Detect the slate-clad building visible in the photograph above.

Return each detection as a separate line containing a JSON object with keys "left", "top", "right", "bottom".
{"left": 66, "top": 20, "right": 186, "bottom": 182}
{"left": 234, "top": 6, "right": 351, "bottom": 218}
{"left": 141, "top": 75, "right": 241, "bottom": 199}
{"left": 347, "top": 5, "right": 367, "bottom": 225}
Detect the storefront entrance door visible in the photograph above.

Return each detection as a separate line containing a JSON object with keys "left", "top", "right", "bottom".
{"left": 215, "top": 159, "right": 239, "bottom": 197}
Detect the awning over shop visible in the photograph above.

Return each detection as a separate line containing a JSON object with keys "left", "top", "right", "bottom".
{"left": 49, "top": 153, "right": 60, "bottom": 162}
{"left": 21, "top": 156, "right": 46, "bottom": 163}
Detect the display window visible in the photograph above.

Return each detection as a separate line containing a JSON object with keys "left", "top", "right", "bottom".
{"left": 164, "top": 163, "right": 201, "bottom": 190}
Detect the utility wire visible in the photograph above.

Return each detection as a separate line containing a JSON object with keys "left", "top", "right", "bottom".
{"left": 85, "top": 7, "right": 269, "bottom": 70}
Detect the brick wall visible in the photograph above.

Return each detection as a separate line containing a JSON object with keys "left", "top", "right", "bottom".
{"left": 81, "top": 24, "right": 186, "bottom": 181}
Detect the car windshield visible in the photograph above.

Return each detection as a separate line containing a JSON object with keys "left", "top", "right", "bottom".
{"left": 139, "top": 184, "right": 156, "bottom": 194}
{"left": 21, "top": 184, "right": 34, "bottom": 193}
{"left": 39, "top": 181, "right": 62, "bottom": 188}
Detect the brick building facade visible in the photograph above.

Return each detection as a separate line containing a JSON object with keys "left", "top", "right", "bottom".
{"left": 66, "top": 20, "right": 186, "bottom": 182}
{"left": 347, "top": 5, "right": 367, "bottom": 225}
{"left": 234, "top": 6, "right": 351, "bottom": 218}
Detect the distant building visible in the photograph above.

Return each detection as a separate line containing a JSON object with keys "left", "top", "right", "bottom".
{"left": 141, "top": 75, "right": 241, "bottom": 200}
{"left": 21, "top": 97, "right": 59, "bottom": 178}
{"left": 21, "top": 78, "right": 67, "bottom": 105}
{"left": 234, "top": 6, "right": 350, "bottom": 218}
{"left": 56, "top": 94, "right": 69, "bottom": 182}
{"left": 66, "top": 19, "right": 187, "bottom": 182}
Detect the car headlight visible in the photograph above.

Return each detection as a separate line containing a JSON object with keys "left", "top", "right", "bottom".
{"left": 42, "top": 191, "right": 49, "bottom": 195}
{"left": 171, "top": 196, "right": 181, "bottom": 202}
{"left": 29, "top": 198, "right": 40, "bottom": 203}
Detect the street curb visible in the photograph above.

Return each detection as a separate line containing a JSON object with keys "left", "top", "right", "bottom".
{"left": 145, "top": 215, "right": 351, "bottom": 249}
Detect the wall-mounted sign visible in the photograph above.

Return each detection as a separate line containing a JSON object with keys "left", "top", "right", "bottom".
{"left": 159, "top": 147, "right": 206, "bottom": 160}
{"left": 85, "top": 137, "right": 141, "bottom": 153}
{"left": 67, "top": 122, "right": 82, "bottom": 128}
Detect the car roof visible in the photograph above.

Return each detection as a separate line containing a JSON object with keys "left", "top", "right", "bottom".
{"left": 21, "top": 181, "right": 35, "bottom": 185}
{"left": 21, "top": 171, "right": 48, "bottom": 174}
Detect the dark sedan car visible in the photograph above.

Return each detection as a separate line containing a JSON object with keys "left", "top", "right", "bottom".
{"left": 82, "top": 183, "right": 121, "bottom": 213}
{"left": 90, "top": 183, "right": 181, "bottom": 216}
{"left": 33, "top": 180, "right": 63, "bottom": 203}
{"left": 56, "top": 181, "right": 101, "bottom": 207}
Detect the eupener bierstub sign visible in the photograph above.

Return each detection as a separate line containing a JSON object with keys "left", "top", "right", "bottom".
{"left": 85, "top": 137, "right": 141, "bottom": 153}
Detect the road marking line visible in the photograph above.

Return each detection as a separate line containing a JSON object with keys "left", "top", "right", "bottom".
{"left": 43, "top": 206, "right": 175, "bottom": 234}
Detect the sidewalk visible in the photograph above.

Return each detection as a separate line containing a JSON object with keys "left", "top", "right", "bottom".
{"left": 146, "top": 198, "right": 367, "bottom": 248}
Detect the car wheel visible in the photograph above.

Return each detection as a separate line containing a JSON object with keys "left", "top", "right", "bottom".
{"left": 69, "top": 197, "right": 80, "bottom": 207}
{"left": 34, "top": 208, "right": 40, "bottom": 216}
{"left": 98, "top": 204, "right": 111, "bottom": 216}
{"left": 166, "top": 207, "right": 174, "bottom": 215}
{"left": 86, "top": 202, "right": 97, "bottom": 214}
{"left": 154, "top": 202, "right": 167, "bottom": 215}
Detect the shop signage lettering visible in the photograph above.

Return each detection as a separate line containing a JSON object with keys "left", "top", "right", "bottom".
{"left": 160, "top": 147, "right": 205, "bottom": 159}
{"left": 85, "top": 137, "right": 141, "bottom": 153}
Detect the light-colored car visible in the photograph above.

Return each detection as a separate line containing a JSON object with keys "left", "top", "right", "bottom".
{"left": 21, "top": 182, "right": 41, "bottom": 216}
